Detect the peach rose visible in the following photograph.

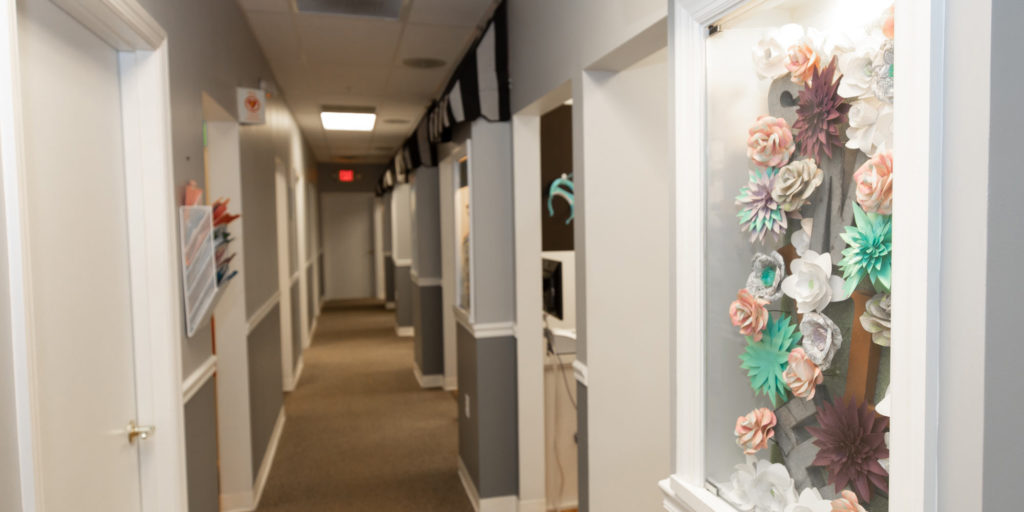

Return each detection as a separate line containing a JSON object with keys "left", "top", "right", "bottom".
{"left": 783, "top": 347, "right": 824, "bottom": 400}
{"left": 831, "top": 490, "right": 867, "bottom": 512}
{"left": 882, "top": 6, "right": 895, "bottom": 40}
{"left": 735, "top": 408, "right": 777, "bottom": 455}
{"left": 747, "top": 116, "right": 796, "bottom": 170}
{"left": 853, "top": 151, "right": 893, "bottom": 214}
{"left": 730, "top": 289, "right": 769, "bottom": 341}
{"left": 786, "top": 42, "right": 821, "bottom": 85}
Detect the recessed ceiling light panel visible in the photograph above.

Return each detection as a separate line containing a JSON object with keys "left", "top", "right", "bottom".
{"left": 321, "top": 106, "right": 376, "bottom": 132}
{"left": 402, "top": 57, "right": 446, "bottom": 69}
{"left": 382, "top": 118, "right": 410, "bottom": 124}
{"left": 295, "top": 0, "right": 402, "bottom": 19}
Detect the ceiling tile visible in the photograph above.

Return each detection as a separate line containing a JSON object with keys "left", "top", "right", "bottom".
{"left": 385, "top": 66, "right": 449, "bottom": 100}
{"left": 237, "top": 0, "right": 292, "bottom": 13}
{"left": 396, "top": 23, "right": 474, "bottom": 63}
{"left": 407, "top": 0, "right": 494, "bottom": 27}
{"left": 296, "top": 14, "right": 402, "bottom": 67}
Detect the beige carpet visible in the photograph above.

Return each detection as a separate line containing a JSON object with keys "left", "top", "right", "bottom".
{"left": 256, "top": 300, "right": 473, "bottom": 512}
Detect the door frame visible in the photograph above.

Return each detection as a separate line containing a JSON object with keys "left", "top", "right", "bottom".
{"left": 0, "top": 1, "right": 188, "bottom": 511}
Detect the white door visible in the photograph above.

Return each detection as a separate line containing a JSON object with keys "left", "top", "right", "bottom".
{"left": 321, "top": 192, "right": 375, "bottom": 299}
{"left": 18, "top": 0, "right": 144, "bottom": 508}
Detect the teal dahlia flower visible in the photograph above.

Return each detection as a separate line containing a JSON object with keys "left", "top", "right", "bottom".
{"left": 838, "top": 203, "right": 892, "bottom": 296}
{"left": 739, "top": 314, "right": 802, "bottom": 406}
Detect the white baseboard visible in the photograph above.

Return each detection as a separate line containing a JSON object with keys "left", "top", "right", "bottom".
{"left": 222, "top": 408, "right": 285, "bottom": 511}
{"left": 517, "top": 498, "right": 546, "bottom": 512}
{"left": 444, "top": 374, "right": 458, "bottom": 391}
{"left": 457, "top": 457, "right": 518, "bottom": 512}
{"left": 385, "top": 301, "right": 396, "bottom": 310}
{"left": 414, "top": 363, "right": 444, "bottom": 389}
{"left": 395, "top": 325, "right": 414, "bottom": 337}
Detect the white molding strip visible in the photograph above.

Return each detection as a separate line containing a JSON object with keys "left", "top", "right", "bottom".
{"left": 289, "top": 271, "right": 300, "bottom": 285}
{"left": 410, "top": 267, "right": 417, "bottom": 282}
{"left": 395, "top": 325, "right": 414, "bottom": 338}
{"left": 457, "top": 458, "right": 519, "bottom": 512}
{"left": 385, "top": 302, "right": 396, "bottom": 311}
{"left": 659, "top": 475, "right": 736, "bottom": 512}
{"left": 455, "top": 311, "right": 515, "bottom": 339}
{"left": 392, "top": 258, "right": 412, "bottom": 267}
{"left": 413, "top": 363, "right": 444, "bottom": 389}
{"left": 247, "top": 291, "right": 281, "bottom": 334}
{"left": 290, "top": 357, "right": 305, "bottom": 390}
{"left": 572, "top": 360, "right": 589, "bottom": 387}
{"left": 251, "top": 408, "right": 286, "bottom": 510}
{"left": 182, "top": 355, "right": 217, "bottom": 402}
{"left": 51, "top": 0, "right": 166, "bottom": 51}
{"left": 414, "top": 275, "right": 442, "bottom": 287}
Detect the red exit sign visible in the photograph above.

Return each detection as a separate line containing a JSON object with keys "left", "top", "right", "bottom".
{"left": 338, "top": 169, "right": 355, "bottom": 182}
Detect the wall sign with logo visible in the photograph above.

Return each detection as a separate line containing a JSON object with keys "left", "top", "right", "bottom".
{"left": 236, "top": 87, "right": 266, "bottom": 124}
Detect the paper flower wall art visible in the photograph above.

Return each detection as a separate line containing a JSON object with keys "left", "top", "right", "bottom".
{"left": 831, "top": 490, "right": 868, "bottom": 512}
{"left": 781, "top": 250, "right": 848, "bottom": 313}
{"left": 747, "top": 252, "right": 786, "bottom": 302}
{"left": 753, "top": 24, "right": 806, "bottom": 80}
{"left": 722, "top": 459, "right": 798, "bottom": 512}
{"left": 740, "top": 314, "right": 802, "bottom": 406}
{"left": 808, "top": 398, "right": 890, "bottom": 503}
{"left": 793, "top": 56, "right": 850, "bottom": 162}
{"left": 783, "top": 488, "right": 832, "bottom": 512}
{"left": 731, "top": 289, "right": 771, "bottom": 341}
{"left": 836, "top": 35, "right": 885, "bottom": 100}
{"left": 800, "top": 312, "right": 843, "bottom": 371}
{"left": 735, "top": 408, "right": 777, "bottom": 455}
{"left": 853, "top": 151, "right": 893, "bottom": 214}
{"left": 737, "top": 169, "right": 788, "bottom": 243}
{"left": 771, "top": 158, "right": 823, "bottom": 212}
{"left": 747, "top": 116, "right": 796, "bottom": 169}
{"left": 873, "top": 40, "right": 894, "bottom": 104}
{"left": 792, "top": 218, "right": 813, "bottom": 257}
{"left": 783, "top": 347, "right": 823, "bottom": 399}
{"left": 839, "top": 203, "right": 892, "bottom": 296}
{"left": 860, "top": 292, "right": 892, "bottom": 346}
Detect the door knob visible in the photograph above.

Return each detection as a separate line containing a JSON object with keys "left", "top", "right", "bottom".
{"left": 126, "top": 420, "right": 156, "bottom": 444}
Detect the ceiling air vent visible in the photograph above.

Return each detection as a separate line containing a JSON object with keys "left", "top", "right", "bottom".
{"left": 294, "top": 0, "right": 402, "bottom": 19}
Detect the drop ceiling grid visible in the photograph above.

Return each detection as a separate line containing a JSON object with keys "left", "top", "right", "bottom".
{"left": 238, "top": 0, "right": 495, "bottom": 162}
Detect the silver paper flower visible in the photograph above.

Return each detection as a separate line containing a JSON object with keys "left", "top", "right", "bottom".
{"left": 859, "top": 293, "right": 891, "bottom": 346}
{"left": 747, "top": 251, "right": 786, "bottom": 302}
{"left": 872, "top": 40, "right": 894, "bottom": 104}
{"left": 800, "top": 312, "right": 843, "bottom": 371}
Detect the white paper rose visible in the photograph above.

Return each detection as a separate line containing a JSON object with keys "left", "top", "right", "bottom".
{"left": 722, "top": 458, "right": 797, "bottom": 512}
{"left": 837, "top": 35, "right": 885, "bottom": 99}
{"left": 800, "top": 312, "right": 843, "bottom": 370}
{"left": 792, "top": 218, "right": 813, "bottom": 257}
{"left": 752, "top": 24, "right": 806, "bottom": 80}
{"left": 772, "top": 158, "right": 823, "bottom": 212}
{"left": 781, "top": 251, "right": 848, "bottom": 313}
{"left": 783, "top": 488, "right": 832, "bottom": 512}
{"left": 860, "top": 292, "right": 892, "bottom": 346}
{"left": 846, "top": 97, "right": 893, "bottom": 157}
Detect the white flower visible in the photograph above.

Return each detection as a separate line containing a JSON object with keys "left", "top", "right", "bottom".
{"left": 837, "top": 36, "right": 884, "bottom": 99}
{"left": 781, "top": 251, "right": 849, "bottom": 313}
{"left": 752, "top": 24, "right": 810, "bottom": 80}
{"left": 722, "top": 458, "right": 797, "bottom": 512}
{"left": 846, "top": 97, "right": 893, "bottom": 156}
{"left": 792, "top": 218, "right": 813, "bottom": 257}
{"left": 784, "top": 488, "right": 832, "bottom": 512}
{"left": 875, "top": 384, "right": 892, "bottom": 417}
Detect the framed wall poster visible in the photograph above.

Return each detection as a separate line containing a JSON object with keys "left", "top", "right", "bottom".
{"left": 662, "top": 0, "right": 940, "bottom": 511}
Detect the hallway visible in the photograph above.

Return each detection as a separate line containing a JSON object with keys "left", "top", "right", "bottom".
{"left": 256, "top": 301, "right": 473, "bottom": 512}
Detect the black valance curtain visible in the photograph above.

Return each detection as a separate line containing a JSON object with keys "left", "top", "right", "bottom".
{"left": 377, "top": 1, "right": 509, "bottom": 195}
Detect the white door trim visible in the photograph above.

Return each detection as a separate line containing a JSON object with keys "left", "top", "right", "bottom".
{"left": 0, "top": 1, "right": 187, "bottom": 511}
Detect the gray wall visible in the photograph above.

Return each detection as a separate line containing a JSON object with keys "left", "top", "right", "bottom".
{"left": 456, "top": 323, "right": 519, "bottom": 498}
{"left": 385, "top": 257, "right": 396, "bottom": 303}
{"left": 247, "top": 304, "right": 284, "bottom": 476}
{"left": 291, "top": 281, "right": 302, "bottom": 370}
{"left": 413, "top": 284, "right": 444, "bottom": 376}
{"left": 984, "top": 0, "right": 1024, "bottom": 508}
{"left": 307, "top": 264, "right": 316, "bottom": 330}
{"left": 184, "top": 380, "right": 219, "bottom": 512}
{"left": 394, "top": 264, "right": 414, "bottom": 328}
{"left": 468, "top": 120, "right": 516, "bottom": 324}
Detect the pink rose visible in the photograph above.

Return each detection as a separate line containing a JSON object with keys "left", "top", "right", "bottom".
{"left": 882, "top": 6, "right": 895, "bottom": 39}
{"left": 730, "top": 289, "right": 769, "bottom": 341}
{"left": 832, "top": 490, "right": 868, "bottom": 512}
{"left": 747, "top": 116, "right": 795, "bottom": 170}
{"left": 783, "top": 347, "right": 824, "bottom": 399}
{"left": 786, "top": 42, "right": 820, "bottom": 85}
{"left": 853, "top": 151, "right": 893, "bottom": 214}
{"left": 735, "top": 408, "right": 777, "bottom": 455}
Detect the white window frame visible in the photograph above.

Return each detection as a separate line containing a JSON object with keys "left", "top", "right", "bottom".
{"left": 660, "top": 0, "right": 943, "bottom": 510}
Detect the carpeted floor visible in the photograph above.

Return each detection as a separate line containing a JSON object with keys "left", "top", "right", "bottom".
{"left": 256, "top": 299, "right": 473, "bottom": 512}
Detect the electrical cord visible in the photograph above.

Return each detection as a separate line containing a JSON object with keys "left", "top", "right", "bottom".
{"left": 544, "top": 318, "right": 578, "bottom": 512}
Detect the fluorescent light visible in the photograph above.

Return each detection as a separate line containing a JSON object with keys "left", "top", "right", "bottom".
{"left": 321, "top": 111, "right": 376, "bottom": 131}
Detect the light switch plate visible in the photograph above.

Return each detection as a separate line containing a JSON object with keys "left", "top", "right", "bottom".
{"left": 464, "top": 395, "right": 471, "bottom": 418}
